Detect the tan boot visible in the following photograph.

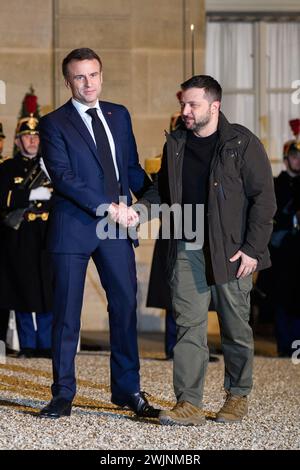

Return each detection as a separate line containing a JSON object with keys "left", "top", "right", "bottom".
{"left": 159, "top": 401, "right": 206, "bottom": 426}
{"left": 215, "top": 392, "right": 248, "bottom": 423}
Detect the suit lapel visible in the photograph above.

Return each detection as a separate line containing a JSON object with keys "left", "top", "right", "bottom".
{"left": 65, "top": 100, "right": 103, "bottom": 169}
{"left": 64, "top": 100, "right": 124, "bottom": 176}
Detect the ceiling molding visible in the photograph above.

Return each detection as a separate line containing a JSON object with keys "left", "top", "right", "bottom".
{"left": 206, "top": 0, "right": 300, "bottom": 13}
{"left": 206, "top": 11, "right": 300, "bottom": 22}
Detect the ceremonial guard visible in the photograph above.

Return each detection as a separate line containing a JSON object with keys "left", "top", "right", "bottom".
{"left": 0, "top": 122, "right": 10, "bottom": 344}
{"left": 272, "top": 135, "right": 300, "bottom": 356}
{"left": 0, "top": 113, "right": 54, "bottom": 358}
{"left": 0, "top": 123, "right": 8, "bottom": 163}
{"left": 255, "top": 119, "right": 300, "bottom": 356}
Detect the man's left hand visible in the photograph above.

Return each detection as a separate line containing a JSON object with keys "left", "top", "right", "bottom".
{"left": 229, "top": 250, "right": 258, "bottom": 278}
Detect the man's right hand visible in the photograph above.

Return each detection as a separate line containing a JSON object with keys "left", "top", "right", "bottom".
{"left": 230, "top": 250, "right": 257, "bottom": 278}
{"left": 108, "top": 202, "right": 139, "bottom": 227}
{"left": 29, "top": 187, "right": 52, "bottom": 201}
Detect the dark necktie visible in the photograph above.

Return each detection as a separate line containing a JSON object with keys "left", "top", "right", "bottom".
{"left": 86, "top": 108, "right": 119, "bottom": 201}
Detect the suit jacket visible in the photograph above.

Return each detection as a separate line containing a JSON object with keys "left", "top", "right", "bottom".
{"left": 39, "top": 99, "right": 150, "bottom": 253}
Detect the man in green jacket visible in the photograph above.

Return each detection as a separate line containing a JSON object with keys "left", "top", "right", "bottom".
{"left": 134, "top": 75, "right": 276, "bottom": 426}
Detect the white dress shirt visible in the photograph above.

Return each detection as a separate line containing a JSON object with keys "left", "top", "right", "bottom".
{"left": 71, "top": 98, "right": 119, "bottom": 181}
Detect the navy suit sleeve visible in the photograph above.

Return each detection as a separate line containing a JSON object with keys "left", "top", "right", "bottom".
{"left": 39, "top": 116, "right": 111, "bottom": 215}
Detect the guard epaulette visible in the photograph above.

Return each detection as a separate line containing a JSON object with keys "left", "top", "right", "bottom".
{"left": 0, "top": 156, "right": 12, "bottom": 164}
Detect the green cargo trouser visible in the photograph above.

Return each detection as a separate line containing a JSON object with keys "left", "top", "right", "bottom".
{"left": 170, "top": 241, "right": 254, "bottom": 407}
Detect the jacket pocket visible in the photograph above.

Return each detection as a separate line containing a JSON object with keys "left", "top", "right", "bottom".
{"left": 237, "top": 275, "right": 253, "bottom": 293}
{"left": 221, "top": 148, "right": 241, "bottom": 176}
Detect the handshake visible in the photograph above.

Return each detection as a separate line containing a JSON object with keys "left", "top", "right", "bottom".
{"left": 108, "top": 201, "right": 139, "bottom": 228}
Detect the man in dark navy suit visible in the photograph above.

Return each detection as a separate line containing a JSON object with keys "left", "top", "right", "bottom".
{"left": 39, "top": 48, "right": 158, "bottom": 419}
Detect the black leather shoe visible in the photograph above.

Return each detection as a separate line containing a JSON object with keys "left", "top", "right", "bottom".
{"left": 209, "top": 354, "right": 219, "bottom": 362}
{"left": 17, "top": 348, "right": 35, "bottom": 358}
{"left": 112, "top": 391, "right": 160, "bottom": 418}
{"left": 36, "top": 349, "right": 52, "bottom": 359}
{"left": 39, "top": 397, "right": 72, "bottom": 419}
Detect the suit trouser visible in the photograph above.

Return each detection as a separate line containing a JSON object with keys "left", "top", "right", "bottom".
{"left": 50, "top": 238, "right": 140, "bottom": 401}
{"left": 0, "top": 309, "right": 9, "bottom": 343}
{"left": 275, "top": 304, "right": 300, "bottom": 356}
{"left": 15, "top": 311, "right": 53, "bottom": 349}
{"left": 170, "top": 241, "right": 254, "bottom": 407}
{"left": 165, "top": 309, "right": 177, "bottom": 358}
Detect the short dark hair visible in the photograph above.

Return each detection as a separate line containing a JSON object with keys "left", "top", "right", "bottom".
{"left": 62, "top": 48, "right": 103, "bottom": 78}
{"left": 181, "top": 75, "right": 222, "bottom": 102}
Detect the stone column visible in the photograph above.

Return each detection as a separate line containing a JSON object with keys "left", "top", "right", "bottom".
{"left": 0, "top": 0, "right": 53, "bottom": 156}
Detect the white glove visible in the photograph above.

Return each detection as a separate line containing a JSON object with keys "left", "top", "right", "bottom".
{"left": 29, "top": 186, "right": 52, "bottom": 201}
